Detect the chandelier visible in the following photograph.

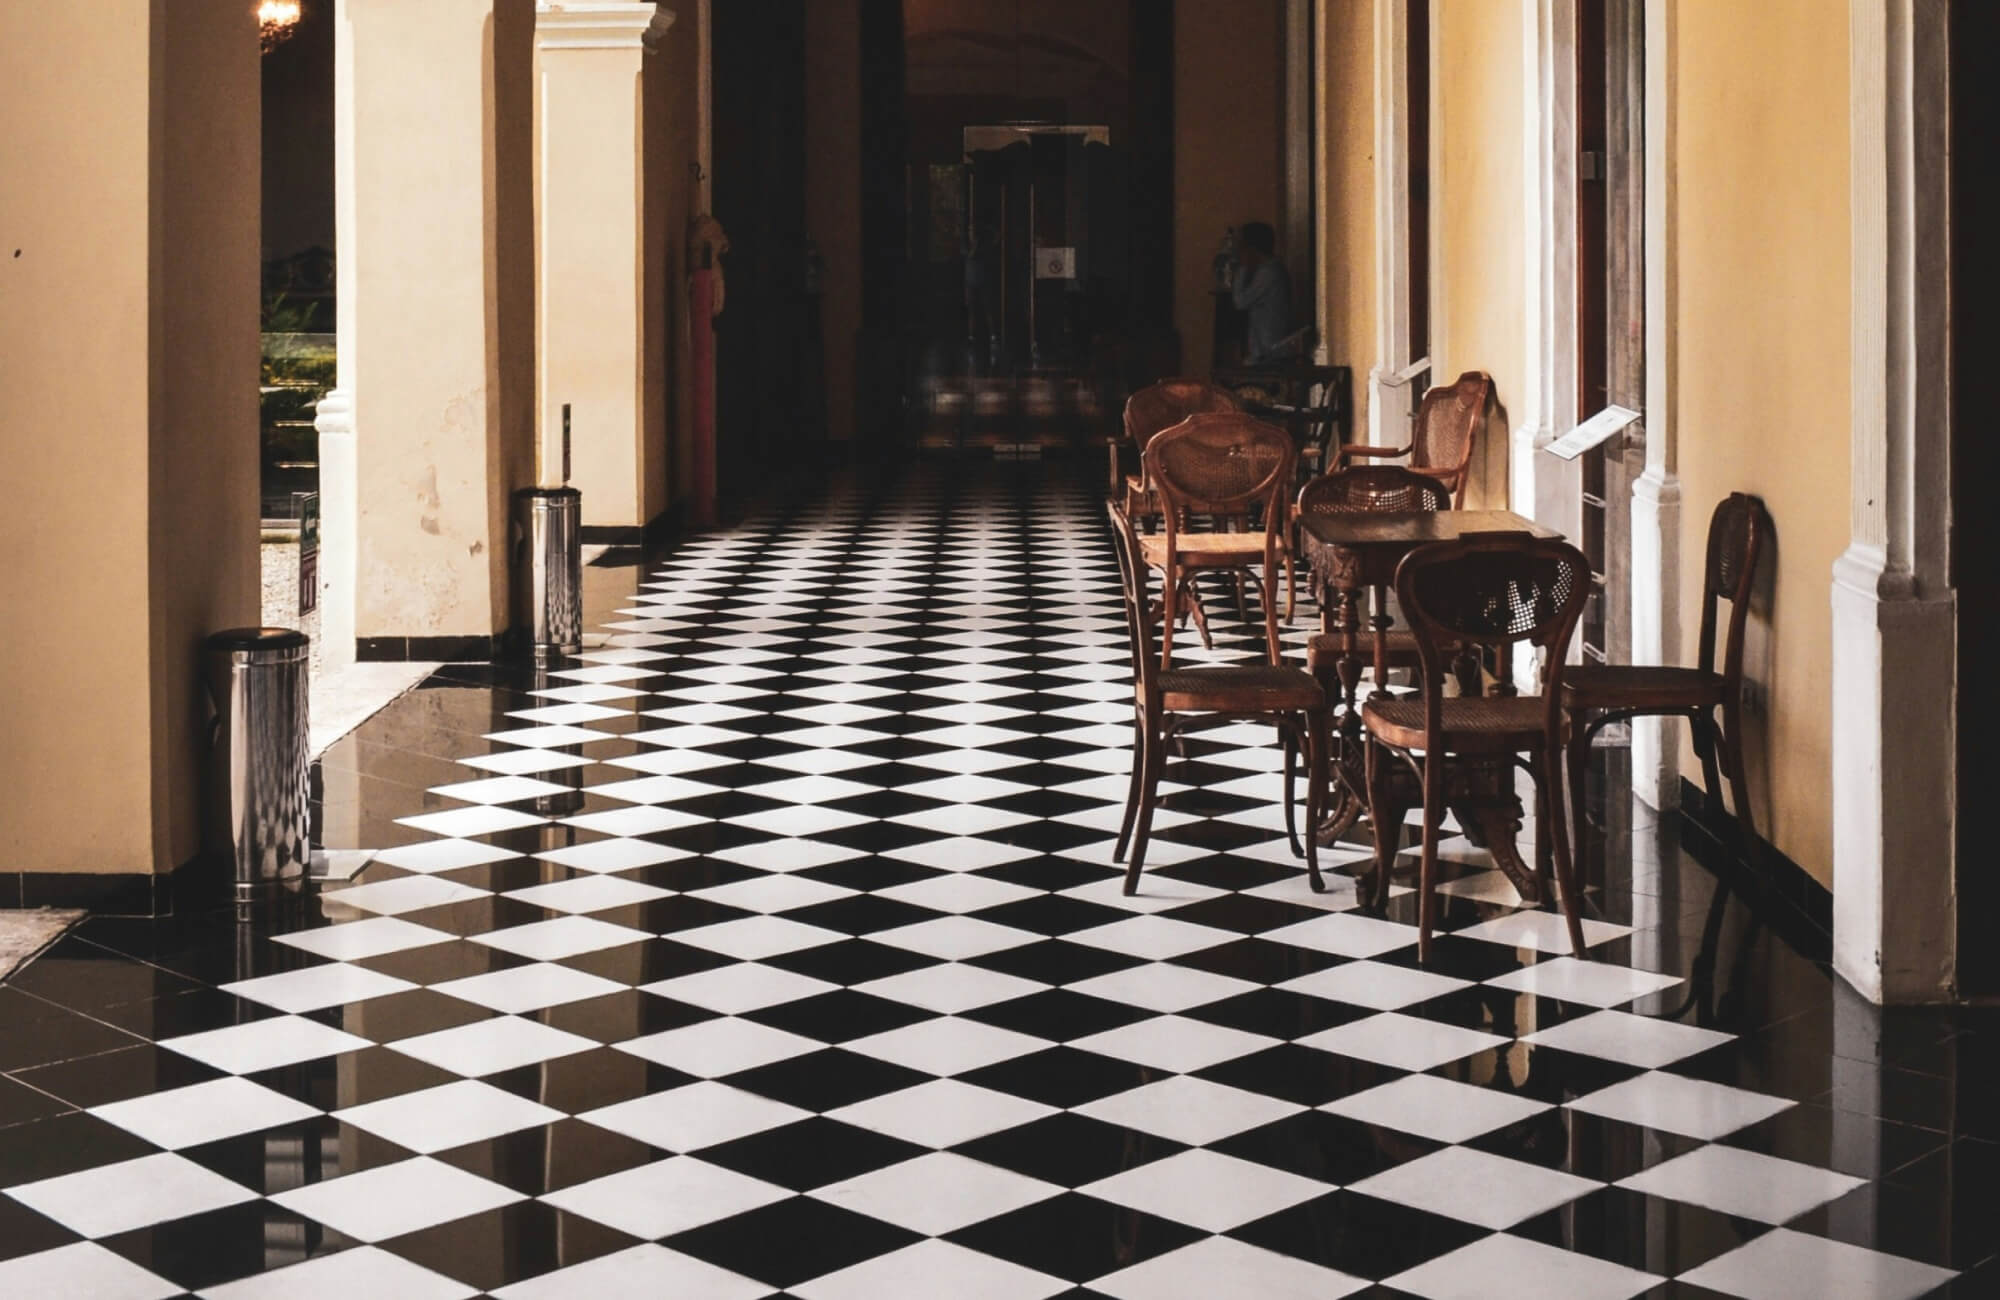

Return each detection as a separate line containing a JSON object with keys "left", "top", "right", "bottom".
{"left": 259, "top": 0, "right": 302, "bottom": 53}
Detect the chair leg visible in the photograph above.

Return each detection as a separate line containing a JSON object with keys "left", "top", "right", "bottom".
{"left": 1304, "top": 708, "right": 1330, "bottom": 893}
{"left": 1565, "top": 713, "right": 1595, "bottom": 891}
{"left": 1284, "top": 549, "right": 1297, "bottom": 624}
{"left": 1717, "top": 703, "right": 1760, "bottom": 874}
{"left": 1233, "top": 572, "right": 1251, "bottom": 626}
{"left": 1542, "top": 745, "right": 1589, "bottom": 957}
{"left": 1113, "top": 716, "right": 1146, "bottom": 864}
{"left": 1281, "top": 729, "right": 1303, "bottom": 859}
{"left": 1533, "top": 760, "right": 1555, "bottom": 897}
{"left": 1122, "top": 736, "right": 1162, "bottom": 895}
{"left": 1262, "top": 564, "right": 1283, "bottom": 667}
{"left": 1159, "top": 568, "right": 1178, "bottom": 669}
{"left": 1417, "top": 767, "right": 1443, "bottom": 962}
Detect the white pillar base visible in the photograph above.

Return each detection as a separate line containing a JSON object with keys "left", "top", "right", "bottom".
{"left": 313, "top": 388, "right": 356, "bottom": 672}
{"left": 1830, "top": 545, "right": 1956, "bottom": 1004}
{"left": 1629, "top": 465, "right": 1682, "bottom": 810}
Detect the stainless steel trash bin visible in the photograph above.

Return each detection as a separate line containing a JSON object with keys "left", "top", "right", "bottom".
{"left": 513, "top": 486, "right": 582, "bottom": 660}
{"left": 204, "top": 628, "right": 310, "bottom": 903}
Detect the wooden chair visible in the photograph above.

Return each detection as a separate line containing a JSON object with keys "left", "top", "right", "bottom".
{"left": 1296, "top": 465, "right": 1456, "bottom": 707}
{"left": 1111, "top": 379, "right": 1242, "bottom": 516}
{"left": 1362, "top": 534, "right": 1592, "bottom": 959}
{"left": 1334, "top": 370, "right": 1492, "bottom": 507}
{"left": 1107, "top": 501, "right": 1331, "bottom": 895}
{"left": 1141, "top": 411, "right": 1296, "bottom": 667}
{"left": 1564, "top": 492, "right": 1771, "bottom": 880}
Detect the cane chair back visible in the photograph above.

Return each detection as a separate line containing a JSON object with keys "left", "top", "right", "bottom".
{"left": 1124, "top": 380, "right": 1242, "bottom": 454}
{"left": 1297, "top": 465, "right": 1453, "bottom": 519}
{"left": 1396, "top": 534, "right": 1591, "bottom": 746}
{"left": 1408, "top": 371, "right": 1492, "bottom": 506}
{"left": 1698, "top": 493, "right": 1772, "bottom": 692}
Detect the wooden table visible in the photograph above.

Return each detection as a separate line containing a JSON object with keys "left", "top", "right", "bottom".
{"left": 1297, "top": 509, "right": 1563, "bottom": 901}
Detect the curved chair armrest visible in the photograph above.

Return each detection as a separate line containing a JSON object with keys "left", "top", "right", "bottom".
{"left": 1106, "top": 437, "right": 1128, "bottom": 496}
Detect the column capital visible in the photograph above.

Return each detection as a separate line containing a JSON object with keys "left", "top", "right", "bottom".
{"left": 535, "top": 2, "right": 674, "bottom": 52}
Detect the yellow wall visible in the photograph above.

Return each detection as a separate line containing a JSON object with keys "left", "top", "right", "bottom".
{"left": 1176, "top": 0, "right": 1283, "bottom": 378}
{"left": 1429, "top": 0, "right": 1527, "bottom": 508}
{"left": 0, "top": 4, "right": 260, "bottom": 874}
{"left": 1316, "top": 0, "right": 1377, "bottom": 426}
{"left": 1672, "top": 0, "right": 1849, "bottom": 883}
{"left": 806, "top": 0, "right": 862, "bottom": 444}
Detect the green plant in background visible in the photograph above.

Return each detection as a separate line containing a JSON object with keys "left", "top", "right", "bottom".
{"left": 262, "top": 291, "right": 335, "bottom": 471}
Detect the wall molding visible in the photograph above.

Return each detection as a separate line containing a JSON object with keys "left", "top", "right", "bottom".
{"left": 533, "top": 2, "right": 674, "bottom": 51}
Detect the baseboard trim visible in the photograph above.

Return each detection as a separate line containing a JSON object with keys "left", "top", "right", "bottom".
{"left": 582, "top": 501, "right": 686, "bottom": 548}
{"left": 1, "top": 853, "right": 228, "bottom": 917}
{"left": 1677, "top": 777, "right": 1832, "bottom": 962}
{"left": 356, "top": 634, "right": 498, "bottom": 663}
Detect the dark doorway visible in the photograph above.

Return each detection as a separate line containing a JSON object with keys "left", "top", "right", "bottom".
{"left": 1952, "top": 0, "right": 2000, "bottom": 997}
{"left": 711, "top": 0, "right": 811, "bottom": 501}
{"left": 1407, "top": 0, "right": 1430, "bottom": 367}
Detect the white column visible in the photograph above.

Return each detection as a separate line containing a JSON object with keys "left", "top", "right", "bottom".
{"left": 1369, "top": 0, "right": 1417, "bottom": 446}
{"left": 1629, "top": 0, "right": 1681, "bottom": 809}
{"left": 1831, "top": 0, "right": 1955, "bottom": 1003}
{"left": 324, "top": 0, "right": 536, "bottom": 655}
{"left": 1521, "top": 0, "right": 1579, "bottom": 536}
{"left": 533, "top": 3, "right": 674, "bottom": 527}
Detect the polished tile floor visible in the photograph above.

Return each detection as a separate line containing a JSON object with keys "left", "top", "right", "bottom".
{"left": 2, "top": 464, "right": 1996, "bottom": 1298}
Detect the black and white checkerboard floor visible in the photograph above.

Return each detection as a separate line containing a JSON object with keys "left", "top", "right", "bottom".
{"left": 1, "top": 465, "right": 1992, "bottom": 1298}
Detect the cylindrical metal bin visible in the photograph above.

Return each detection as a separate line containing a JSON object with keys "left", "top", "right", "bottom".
{"left": 203, "top": 628, "right": 311, "bottom": 903}
{"left": 513, "top": 486, "right": 582, "bottom": 660}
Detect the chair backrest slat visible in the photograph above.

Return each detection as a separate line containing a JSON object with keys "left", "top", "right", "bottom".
{"left": 1297, "top": 465, "right": 1453, "bottom": 518}
{"left": 1144, "top": 411, "right": 1296, "bottom": 518}
{"left": 1104, "top": 502, "right": 1158, "bottom": 698}
{"left": 1410, "top": 371, "right": 1492, "bottom": 503}
{"left": 1698, "top": 491, "right": 1772, "bottom": 688}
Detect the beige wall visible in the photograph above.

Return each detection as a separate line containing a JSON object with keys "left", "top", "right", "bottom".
{"left": 806, "top": 0, "right": 862, "bottom": 444}
{"left": 1176, "top": 0, "right": 1284, "bottom": 379}
{"left": 1429, "top": 0, "right": 1527, "bottom": 509}
{"left": 0, "top": 3, "right": 260, "bottom": 874}
{"left": 1672, "top": 0, "right": 1850, "bottom": 883}
{"left": 1315, "top": 0, "right": 1377, "bottom": 427}
{"left": 346, "top": 0, "right": 534, "bottom": 641}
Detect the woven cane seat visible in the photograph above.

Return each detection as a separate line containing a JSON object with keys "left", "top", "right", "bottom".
{"left": 1158, "top": 665, "right": 1324, "bottom": 713}
{"left": 1562, "top": 664, "right": 1725, "bottom": 711}
{"left": 1361, "top": 694, "right": 1549, "bottom": 753}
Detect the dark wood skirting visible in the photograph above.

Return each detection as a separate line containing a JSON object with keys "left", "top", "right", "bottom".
{"left": 1677, "top": 776, "right": 1832, "bottom": 963}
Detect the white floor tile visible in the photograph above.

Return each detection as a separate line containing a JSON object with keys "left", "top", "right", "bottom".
{"left": 470, "top": 915, "right": 650, "bottom": 960}
{"left": 827, "top": 1078, "right": 1057, "bottom": 1148}
{"left": 710, "top": 838, "right": 867, "bottom": 873}
{"left": 1568, "top": 1070, "right": 1794, "bottom": 1139}
{"left": 202, "top": 1245, "right": 478, "bottom": 1300}
{"left": 579, "top": 1081, "right": 809, "bottom": 1151}
{"left": 559, "top": 802, "right": 715, "bottom": 835}
{"left": 396, "top": 805, "right": 547, "bottom": 838}
{"left": 270, "top": 1156, "right": 524, "bottom": 1241}
{"left": 457, "top": 750, "right": 596, "bottom": 777}
{"left": 1387, "top": 1231, "right": 1661, "bottom": 1300}
{"left": 602, "top": 748, "right": 738, "bottom": 778}
{"left": 273, "top": 916, "right": 453, "bottom": 960}
{"left": 1676, "top": 1228, "right": 1958, "bottom": 1300}
{"left": 1091, "top": 1236, "right": 1369, "bottom": 1300}
{"left": 221, "top": 961, "right": 417, "bottom": 1013}
{"left": 502, "top": 874, "right": 672, "bottom": 914}
{"left": 6, "top": 1151, "right": 257, "bottom": 1237}
{"left": 854, "top": 962, "right": 1048, "bottom": 1014}
{"left": 643, "top": 962, "right": 838, "bottom": 1014}
{"left": 1616, "top": 1145, "right": 1867, "bottom": 1222}
{"left": 1071, "top": 1015, "right": 1276, "bottom": 1073}
{"left": 1520, "top": 1009, "right": 1734, "bottom": 1068}
{"left": 0, "top": 1243, "right": 181, "bottom": 1300}
{"left": 791, "top": 1239, "right": 1070, "bottom": 1300}
{"left": 428, "top": 775, "right": 573, "bottom": 805}
{"left": 846, "top": 1016, "right": 1051, "bottom": 1076}
{"left": 531, "top": 837, "right": 690, "bottom": 874}
{"left": 431, "top": 961, "right": 627, "bottom": 1013}
{"left": 88, "top": 1075, "right": 320, "bottom": 1149}
{"left": 615, "top": 1017, "right": 822, "bottom": 1076}
{"left": 674, "top": 915, "right": 848, "bottom": 960}
{"left": 1483, "top": 955, "right": 1685, "bottom": 1007}
{"left": 1322, "top": 1073, "right": 1551, "bottom": 1143}
{"left": 872, "top": 915, "right": 1042, "bottom": 960}
{"left": 371, "top": 838, "right": 524, "bottom": 873}
{"left": 1351, "top": 1145, "right": 1600, "bottom": 1230}
{"left": 885, "top": 837, "right": 1043, "bottom": 872}
{"left": 1076, "top": 1075, "right": 1303, "bottom": 1145}
{"left": 1276, "top": 959, "right": 1471, "bottom": 1010}
{"left": 812, "top": 1151, "right": 1059, "bottom": 1234}
{"left": 1262, "top": 912, "right": 1422, "bottom": 958}
{"left": 1063, "top": 961, "right": 1259, "bottom": 1013}
{"left": 1299, "top": 1012, "right": 1508, "bottom": 1072}
{"left": 1451, "top": 910, "right": 1630, "bottom": 952}
{"left": 160, "top": 1015, "right": 372, "bottom": 1074}
{"left": 1065, "top": 915, "right": 1238, "bottom": 960}
{"left": 1058, "top": 874, "right": 1226, "bottom": 913}
{"left": 323, "top": 874, "right": 491, "bottom": 916}
{"left": 689, "top": 874, "right": 857, "bottom": 913}
{"left": 333, "top": 1078, "right": 562, "bottom": 1152}
{"left": 875, "top": 874, "right": 1042, "bottom": 914}
{"left": 541, "top": 1156, "right": 791, "bottom": 1239}
{"left": 585, "top": 774, "right": 725, "bottom": 805}
{"left": 388, "top": 1015, "right": 597, "bottom": 1076}
{"left": 1080, "top": 1148, "right": 1329, "bottom": 1232}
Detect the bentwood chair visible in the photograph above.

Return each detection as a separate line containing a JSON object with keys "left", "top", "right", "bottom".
{"left": 1296, "top": 465, "right": 1456, "bottom": 707}
{"left": 1111, "top": 379, "right": 1242, "bottom": 517}
{"left": 1362, "top": 534, "right": 1592, "bottom": 959}
{"left": 1107, "top": 502, "right": 1331, "bottom": 895}
{"left": 1141, "top": 411, "right": 1296, "bottom": 667}
{"left": 1564, "top": 492, "right": 1771, "bottom": 880}
{"left": 1335, "top": 370, "right": 1492, "bottom": 508}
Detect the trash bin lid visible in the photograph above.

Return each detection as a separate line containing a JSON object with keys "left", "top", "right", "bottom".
{"left": 206, "top": 627, "right": 310, "bottom": 656}
{"left": 513, "top": 486, "right": 582, "bottom": 504}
